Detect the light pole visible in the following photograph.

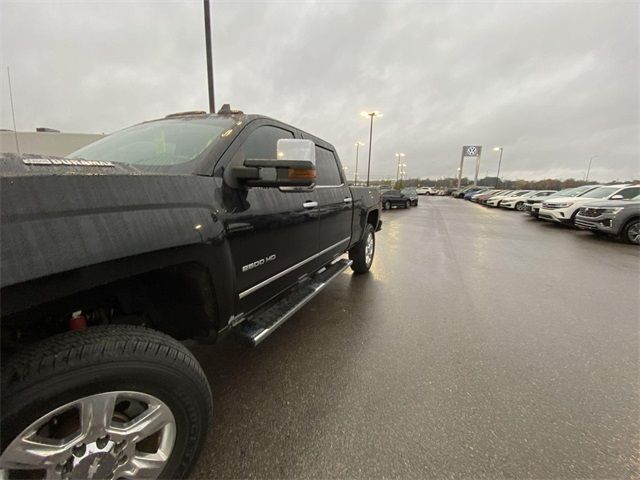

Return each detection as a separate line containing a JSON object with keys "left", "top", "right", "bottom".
{"left": 395, "top": 153, "right": 405, "bottom": 186}
{"left": 361, "top": 111, "right": 382, "bottom": 186}
{"left": 585, "top": 155, "right": 598, "bottom": 182}
{"left": 493, "top": 147, "right": 503, "bottom": 187}
{"left": 354, "top": 141, "right": 365, "bottom": 184}
{"left": 203, "top": 0, "right": 215, "bottom": 113}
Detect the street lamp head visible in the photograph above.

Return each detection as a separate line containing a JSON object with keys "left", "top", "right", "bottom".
{"left": 355, "top": 141, "right": 365, "bottom": 146}
{"left": 395, "top": 152, "right": 405, "bottom": 157}
{"left": 361, "top": 111, "right": 383, "bottom": 118}
{"left": 493, "top": 146, "right": 502, "bottom": 151}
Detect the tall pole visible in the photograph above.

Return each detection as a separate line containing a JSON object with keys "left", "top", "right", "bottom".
{"left": 457, "top": 147, "right": 465, "bottom": 189}
{"left": 354, "top": 143, "right": 361, "bottom": 183}
{"left": 203, "top": 0, "right": 215, "bottom": 113}
{"left": 473, "top": 155, "right": 481, "bottom": 186}
{"left": 396, "top": 154, "right": 400, "bottom": 186}
{"left": 7, "top": 67, "right": 20, "bottom": 154}
{"left": 366, "top": 114, "right": 374, "bottom": 186}
{"left": 495, "top": 147, "right": 503, "bottom": 187}
{"left": 585, "top": 155, "right": 597, "bottom": 182}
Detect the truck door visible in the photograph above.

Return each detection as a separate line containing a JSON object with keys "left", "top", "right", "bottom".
{"left": 221, "top": 122, "right": 319, "bottom": 312}
{"left": 313, "top": 145, "right": 353, "bottom": 263}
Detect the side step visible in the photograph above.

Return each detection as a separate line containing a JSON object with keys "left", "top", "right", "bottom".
{"left": 235, "top": 258, "right": 352, "bottom": 346}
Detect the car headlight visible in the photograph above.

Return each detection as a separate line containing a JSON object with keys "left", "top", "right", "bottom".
{"left": 544, "top": 202, "right": 573, "bottom": 208}
{"left": 600, "top": 207, "right": 625, "bottom": 215}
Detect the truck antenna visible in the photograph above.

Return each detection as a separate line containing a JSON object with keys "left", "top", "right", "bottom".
{"left": 7, "top": 66, "right": 21, "bottom": 154}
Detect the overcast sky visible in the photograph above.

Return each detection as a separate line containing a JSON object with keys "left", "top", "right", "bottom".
{"left": 1, "top": 0, "right": 638, "bottom": 181}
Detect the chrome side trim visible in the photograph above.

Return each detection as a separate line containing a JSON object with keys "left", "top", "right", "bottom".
{"left": 238, "top": 237, "right": 350, "bottom": 299}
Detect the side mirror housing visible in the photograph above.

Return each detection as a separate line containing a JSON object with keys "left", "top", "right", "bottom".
{"left": 231, "top": 139, "right": 316, "bottom": 188}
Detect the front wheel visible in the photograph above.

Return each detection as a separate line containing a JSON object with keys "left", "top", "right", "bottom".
{"left": 621, "top": 219, "right": 640, "bottom": 245}
{"left": 515, "top": 202, "right": 525, "bottom": 211}
{"left": 349, "top": 224, "right": 375, "bottom": 274}
{"left": 1, "top": 325, "right": 212, "bottom": 480}
{"left": 404, "top": 200, "right": 411, "bottom": 209}
{"left": 383, "top": 200, "right": 391, "bottom": 210}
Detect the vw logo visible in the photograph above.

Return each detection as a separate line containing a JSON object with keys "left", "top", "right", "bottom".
{"left": 466, "top": 146, "right": 477, "bottom": 155}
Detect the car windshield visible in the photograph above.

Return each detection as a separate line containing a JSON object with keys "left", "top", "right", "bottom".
{"left": 68, "top": 117, "right": 235, "bottom": 172}
{"left": 563, "top": 185, "right": 599, "bottom": 197}
{"left": 578, "top": 186, "right": 620, "bottom": 199}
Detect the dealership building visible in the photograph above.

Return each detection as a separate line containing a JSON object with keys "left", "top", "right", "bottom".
{"left": 0, "top": 129, "right": 104, "bottom": 156}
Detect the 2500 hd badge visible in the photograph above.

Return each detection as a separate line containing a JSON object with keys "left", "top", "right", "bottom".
{"left": 242, "top": 254, "right": 277, "bottom": 272}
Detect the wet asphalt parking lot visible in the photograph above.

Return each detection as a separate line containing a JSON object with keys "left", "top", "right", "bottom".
{"left": 190, "top": 196, "right": 639, "bottom": 479}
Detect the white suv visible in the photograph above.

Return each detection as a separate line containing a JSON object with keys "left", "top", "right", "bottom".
{"left": 538, "top": 184, "right": 640, "bottom": 226}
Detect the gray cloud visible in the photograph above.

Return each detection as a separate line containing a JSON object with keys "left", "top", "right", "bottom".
{"left": 1, "top": 0, "right": 638, "bottom": 181}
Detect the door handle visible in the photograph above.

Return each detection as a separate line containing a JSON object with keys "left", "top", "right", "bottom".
{"left": 343, "top": 197, "right": 353, "bottom": 203}
{"left": 303, "top": 201, "right": 318, "bottom": 209}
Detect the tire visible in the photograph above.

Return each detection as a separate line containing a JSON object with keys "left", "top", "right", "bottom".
{"left": 621, "top": 218, "right": 640, "bottom": 245}
{"left": 384, "top": 200, "right": 391, "bottom": 210}
{"left": 349, "top": 224, "right": 375, "bottom": 274}
{"left": 515, "top": 202, "right": 525, "bottom": 212}
{"left": 1, "top": 325, "right": 212, "bottom": 480}
{"left": 404, "top": 200, "right": 411, "bottom": 209}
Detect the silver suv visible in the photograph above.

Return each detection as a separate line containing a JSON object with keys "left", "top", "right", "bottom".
{"left": 575, "top": 195, "right": 640, "bottom": 244}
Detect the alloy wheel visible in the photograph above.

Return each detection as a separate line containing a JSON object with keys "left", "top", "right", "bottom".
{"left": 0, "top": 391, "right": 176, "bottom": 480}
{"left": 627, "top": 222, "right": 640, "bottom": 244}
{"left": 364, "top": 232, "right": 374, "bottom": 267}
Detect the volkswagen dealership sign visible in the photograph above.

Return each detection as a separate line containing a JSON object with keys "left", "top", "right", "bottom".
{"left": 463, "top": 145, "right": 482, "bottom": 157}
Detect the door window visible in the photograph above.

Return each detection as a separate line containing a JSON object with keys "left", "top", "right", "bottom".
{"left": 618, "top": 187, "right": 640, "bottom": 199}
{"left": 315, "top": 146, "right": 343, "bottom": 186}
{"left": 235, "top": 125, "right": 294, "bottom": 163}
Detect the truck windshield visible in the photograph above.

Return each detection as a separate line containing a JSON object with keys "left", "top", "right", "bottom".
{"left": 68, "top": 117, "right": 235, "bottom": 172}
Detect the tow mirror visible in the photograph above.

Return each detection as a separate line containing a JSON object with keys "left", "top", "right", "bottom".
{"left": 610, "top": 194, "right": 624, "bottom": 200}
{"left": 231, "top": 139, "right": 316, "bottom": 188}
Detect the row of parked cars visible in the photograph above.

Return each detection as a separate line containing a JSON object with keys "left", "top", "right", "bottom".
{"left": 452, "top": 184, "right": 640, "bottom": 244}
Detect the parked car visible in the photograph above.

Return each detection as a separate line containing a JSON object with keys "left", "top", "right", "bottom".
{"left": 0, "top": 109, "right": 383, "bottom": 479}
{"left": 486, "top": 190, "right": 520, "bottom": 207}
{"left": 454, "top": 186, "right": 477, "bottom": 198}
{"left": 382, "top": 189, "right": 412, "bottom": 209}
{"left": 524, "top": 187, "right": 588, "bottom": 217}
{"left": 401, "top": 187, "right": 419, "bottom": 206}
{"left": 539, "top": 184, "right": 640, "bottom": 226}
{"left": 501, "top": 190, "right": 557, "bottom": 211}
{"left": 470, "top": 189, "right": 500, "bottom": 202}
{"left": 416, "top": 186, "right": 436, "bottom": 195}
{"left": 476, "top": 189, "right": 510, "bottom": 204}
{"left": 463, "top": 187, "right": 490, "bottom": 200}
{"left": 574, "top": 195, "right": 640, "bottom": 244}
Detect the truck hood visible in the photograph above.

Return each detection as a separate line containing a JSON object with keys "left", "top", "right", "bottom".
{"left": 1, "top": 153, "right": 222, "bottom": 288}
{"left": 0, "top": 152, "right": 144, "bottom": 177}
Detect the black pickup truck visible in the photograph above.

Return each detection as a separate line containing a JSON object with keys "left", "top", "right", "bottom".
{"left": 0, "top": 108, "right": 381, "bottom": 479}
